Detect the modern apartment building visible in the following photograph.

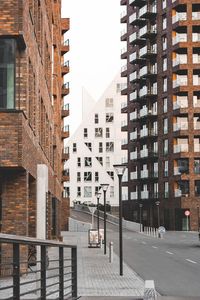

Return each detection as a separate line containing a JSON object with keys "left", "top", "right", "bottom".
{"left": 121, "top": 0, "right": 200, "bottom": 230}
{"left": 0, "top": 0, "right": 70, "bottom": 239}
{"left": 64, "top": 75, "right": 128, "bottom": 212}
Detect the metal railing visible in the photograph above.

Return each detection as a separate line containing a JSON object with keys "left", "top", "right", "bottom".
{"left": 0, "top": 233, "right": 77, "bottom": 300}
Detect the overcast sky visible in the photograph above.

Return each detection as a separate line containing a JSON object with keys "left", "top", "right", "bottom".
{"left": 61, "top": 0, "right": 125, "bottom": 133}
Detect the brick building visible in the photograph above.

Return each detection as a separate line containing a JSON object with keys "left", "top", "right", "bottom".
{"left": 121, "top": 0, "right": 200, "bottom": 230}
{"left": 0, "top": 0, "right": 70, "bottom": 240}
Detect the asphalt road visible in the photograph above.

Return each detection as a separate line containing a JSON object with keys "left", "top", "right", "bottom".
{"left": 71, "top": 209, "right": 200, "bottom": 298}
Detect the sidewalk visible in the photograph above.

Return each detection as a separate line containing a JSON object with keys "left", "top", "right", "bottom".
{"left": 61, "top": 231, "right": 145, "bottom": 298}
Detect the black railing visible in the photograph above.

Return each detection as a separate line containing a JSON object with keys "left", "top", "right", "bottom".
{"left": 0, "top": 233, "right": 78, "bottom": 300}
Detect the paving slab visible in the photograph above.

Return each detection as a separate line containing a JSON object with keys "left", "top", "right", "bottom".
{"left": 62, "top": 231, "right": 145, "bottom": 298}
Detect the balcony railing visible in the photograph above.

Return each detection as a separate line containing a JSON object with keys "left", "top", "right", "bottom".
{"left": 140, "top": 148, "right": 148, "bottom": 158}
{"left": 173, "top": 100, "right": 188, "bottom": 109}
{"left": 130, "top": 131, "right": 137, "bottom": 140}
{"left": 172, "top": 34, "right": 187, "bottom": 45}
{"left": 194, "top": 145, "right": 200, "bottom": 152}
{"left": 0, "top": 233, "right": 77, "bottom": 300}
{"left": 192, "top": 12, "right": 200, "bottom": 20}
{"left": 130, "top": 172, "right": 138, "bottom": 180}
{"left": 173, "top": 79, "right": 188, "bottom": 88}
{"left": 130, "top": 111, "right": 137, "bottom": 120}
{"left": 121, "top": 138, "right": 128, "bottom": 146}
{"left": 130, "top": 151, "right": 137, "bottom": 160}
{"left": 141, "top": 191, "right": 149, "bottom": 199}
{"left": 131, "top": 192, "right": 138, "bottom": 200}
{"left": 141, "top": 169, "right": 149, "bottom": 178}
{"left": 172, "top": 13, "right": 187, "bottom": 23}
{"left": 192, "top": 33, "right": 200, "bottom": 42}
{"left": 140, "top": 127, "right": 148, "bottom": 137}
{"left": 174, "top": 144, "right": 188, "bottom": 153}
{"left": 130, "top": 91, "right": 138, "bottom": 101}
{"left": 173, "top": 122, "right": 188, "bottom": 131}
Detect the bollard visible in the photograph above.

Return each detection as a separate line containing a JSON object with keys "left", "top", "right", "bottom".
{"left": 109, "top": 241, "right": 113, "bottom": 263}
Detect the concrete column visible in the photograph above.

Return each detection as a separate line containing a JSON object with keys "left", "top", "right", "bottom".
{"left": 36, "top": 164, "right": 48, "bottom": 239}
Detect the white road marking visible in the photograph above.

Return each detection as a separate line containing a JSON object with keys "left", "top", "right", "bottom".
{"left": 186, "top": 259, "right": 197, "bottom": 264}
{"left": 152, "top": 246, "right": 158, "bottom": 249}
{"left": 142, "top": 241, "right": 146, "bottom": 244}
{"left": 166, "top": 251, "right": 174, "bottom": 255}
{"left": 134, "top": 239, "right": 138, "bottom": 241}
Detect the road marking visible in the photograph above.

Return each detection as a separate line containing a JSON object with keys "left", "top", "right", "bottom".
{"left": 134, "top": 239, "right": 138, "bottom": 241}
{"left": 186, "top": 259, "right": 197, "bottom": 264}
{"left": 152, "top": 246, "right": 158, "bottom": 249}
{"left": 166, "top": 251, "right": 174, "bottom": 255}
{"left": 142, "top": 241, "right": 146, "bottom": 244}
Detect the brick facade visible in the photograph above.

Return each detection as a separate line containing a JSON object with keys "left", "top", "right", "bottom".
{"left": 0, "top": 0, "right": 70, "bottom": 244}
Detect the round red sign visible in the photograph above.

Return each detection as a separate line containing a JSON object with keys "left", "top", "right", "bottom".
{"left": 185, "top": 210, "right": 190, "bottom": 216}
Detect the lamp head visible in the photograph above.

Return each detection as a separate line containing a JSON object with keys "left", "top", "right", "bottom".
{"left": 113, "top": 164, "right": 127, "bottom": 176}
{"left": 95, "top": 192, "right": 101, "bottom": 198}
{"left": 155, "top": 201, "right": 160, "bottom": 206}
{"left": 100, "top": 183, "right": 109, "bottom": 192}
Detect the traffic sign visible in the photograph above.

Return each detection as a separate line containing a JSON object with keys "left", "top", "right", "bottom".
{"left": 158, "top": 226, "right": 166, "bottom": 234}
{"left": 185, "top": 210, "right": 190, "bottom": 216}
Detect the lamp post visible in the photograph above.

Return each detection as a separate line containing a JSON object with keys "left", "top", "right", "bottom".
{"left": 113, "top": 164, "right": 127, "bottom": 276}
{"left": 197, "top": 205, "right": 200, "bottom": 231}
{"left": 139, "top": 203, "right": 143, "bottom": 232}
{"left": 155, "top": 201, "right": 160, "bottom": 228}
{"left": 95, "top": 191, "right": 101, "bottom": 243}
{"left": 100, "top": 183, "right": 109, "bottom": 255}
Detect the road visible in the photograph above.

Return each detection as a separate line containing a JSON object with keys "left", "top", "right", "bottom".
{"left": 71, "top": 209, "right": 200, "bottom": 297}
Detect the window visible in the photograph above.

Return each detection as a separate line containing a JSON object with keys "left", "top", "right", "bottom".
{"left": 110, "top": 186, "right": 114, "bottom": 197}
{"left": 163, "top": 77, "right": 167, "bottom": 92}
{"left": 77, "top": 187, "right": 81, "bottom": 197}
{"left": 163, "top": 98, "right": 168, "bottom": 113}
{"left": 164, "top": 182, "right": 169, "bottom": 198}
{"left": 106, "top": 113, "right": 114, "bottom": 123}
{"left": 63, "top": 187, "right": 70, "bottom": 197}
{"left": 95, "top": 186, "right": 101, "bottom": 194}
{"left": 154, "top": 183, "right": 158, "bottom": 198}
{"left": 84, "top": 172, "right": 92, "bottom": 181}
{"left": 77, "top": 157, "right": 81, "bottom": 167}
{"left": 164, "top": 139, "right": 168, "bottom": 155}
{"left": 95, "top": 128, "right": 103, "bottom": 138}
{"left": 84, "top": 128, "right": 88, "bottom": 138}
{"left": 162, "top": 15, "right": 167, "bottom": 30}
{"left": 107, "top": 171, "right": 114, "bottom": 180}
{"left": 84, "top": 186, "right": 92, "bottom": 197}
{"left": 162, "top": 35, "right": 167, "bottom": 51}
{"left": 106, "top": 142, "right": 114, "bottom": 152}
{"left": 77, "top": 172, "right": 81, "bottom": 182}
{"left": 194, "top": 159, "right": 200, "bottom": 174}
{"left": 163, "top": 57, "right": 167, "bottom": 71}
{"left": 106, "top": 156, "right": 110, "bottom": 168}
{"left": 95, "top": 172, "right": 99, "bottom": 182}
{"left": 85, "top": 143, "right": 92, "bottom": 151}
{"left": 96, "top": 157, "right": 103, "bottom": 165}
{"left": 195, "top": 181, "right": 200, "bottom": 196}
{"left": 164, "top": 161, "right": 168, "bottom": 176}
{"left": 99, "top": 142, "right": 103, "bottom": 153}
{"left": 105, "top": 98, "right": 113, "bottom": 107}
{"left": 0, "top": 39, "right": 16, "bottom": 109}
{"left": 163, "top": 118, "right": 168, "bottom": 134}
{"left": 85, "top": 157, "right": 92, "bottom": 167}
{"left": 94, "top": 114, "right": 99, "bottom": 124}
{"left": 73, "top": 143, "right": 77, "bottom": 153}
{"left": 106, "top": 128, "right": 110, "bottom": 138}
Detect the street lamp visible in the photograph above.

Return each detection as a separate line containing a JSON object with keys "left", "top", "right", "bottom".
{"left": 113, "top": 164, "right": 127, "bottom": 276}
{"left": 197, "top": 205, "right": 200, "bottom": 231}
{"left": 100, "top": 183, "right": 109, "bottom": 255}
{"left": 95, "top": 191, "right": 101, "bottom": 244}
{"left": 155, "top": 201, "right": 160, "bottom": 228}
{"left": 139, "top": 203, "right": 143, "bottom": 232}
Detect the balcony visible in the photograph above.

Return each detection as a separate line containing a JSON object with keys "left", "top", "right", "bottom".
{"left": 121, "top": 64, "right": 127, "bottom": 77}
{"left": 172, "top": 13, "right": 187, "bottom": 24}
{"left": 62, "top": 169, "right": 70, "bottom": 182}
{"left": 129, "top": 0, "right": 146, "bottom": 7}
{"left": 129, "top": 12, "right": 146, "bottom": 26}
{"left": 121, "top": 29, "right": 127, "bottom": 41}
{"left": 61, "top": 18, "right": 70, "bottom": 33}
{"left": 172, "top": 34, "right": 187, "bottom": 45}
{"left": 130, "top": 172, "right": 138, "bottom": 180}
{"left": 122, "top": 138, "right": 128, "bottom": 149}
{"left": 193, "top": 33, "right": 200, "bottom": 42}
{"left": 61, "top": 39, "right": 70, "bottom": 55}
{"left": 62, "top": 147, "right": 70, "bottom": 161}
{"left": 130, "top": 51, "right": 146, "bottom": 64}
{"left": 140, "top": 127, "right": 148, "bottom": 138}
{"left": 130, "top": 91, "right": 138, "bottom": 101}
{"left": 130, "top": 130, "right": 137, "bottom": 140}
{"left": 173, "top": 79, "right": 187, "bottom": 88}
{"left": 194, "top": 144, "right": 200, "bottom": 152}
{"left": 174, "top": 144, "right": 188, "bottom": 153}
{"left": 139, "top": 4, "right": 157, "bottom": 19}
{"left": 121, "top": 47, "right": 127, "bottom": 59}
{"left": 139, "top": 65, "right": 157, "bottom": 79}
{"left": 173, "top": 100, "right": 188, "bottom": 110}
{"left": 172, "top": 57, "right": 187, "bottom": 67}
{"left": 139, "top": 25, "right": 157, "bottom": 39}
{"left": 192, "top": 12, "right": 200, "bottom": 20}
{"left": 120, "top": 10, "right": 127, "bottom": 23}
{"left": 130, "top": 151, "right": 137, "bottom": 160}
{"left": 130, "top": 111, "right": 137, "bottom": 120}
{"left": 121, "top": 101, "right": 128, "bottom": 113}
{"left": 141, "top": 191, "right": 149, "bottom": 199}
{"left": 140, "top": 148, "right": 148, "bottom": 158}
{"left": 139, "top": 86, "right": 157, "bottom": 98}
{"left": 62, "top": 125, "right": 70, "bottom": 139}
{"left": 120, "top": 83, "right": 128, "bottom": 95}
{"left": 174, "top": 189, "right": 182, "bottom": 197}
{"left": 61, "top": 60, "right": 70, "bottom": 75}
{"left": 62, "top": 82, "right": 70, "bottom": 96}
{"left": 131, "top": 192, "right": 138, "bottom": 200}
{"left": 129, "top": 32, "right": 145, "bottom": 45}
{"left": 141, "top": 169, "right": 149, "bottom": 178}
{"left": 62, "top": 103, "right": 70, "bottom": 118}
{"left": 139, "top": 45, "right": 157, "bottom": 58}
{"left": 121, "top": 0, "right": 127, "bottom": 5}
{"left": 130, "top": 71, "right": 140, "bottom": 83}
{"left": 121, "top": 119, "right": 128, "bottom": 131}
{"left": 173, "top": 122, "right": 188, "bottom": 132}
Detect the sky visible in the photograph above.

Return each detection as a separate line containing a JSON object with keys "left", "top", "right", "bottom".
{"left": 61, "top": 0, "right": 125, "bottom": 134}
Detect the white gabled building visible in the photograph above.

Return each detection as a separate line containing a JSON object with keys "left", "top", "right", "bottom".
{"left": 64, "top": 74, "right": 128, "bottom": 212}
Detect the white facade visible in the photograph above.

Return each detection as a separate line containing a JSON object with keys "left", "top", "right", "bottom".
{"left": 64, "top": 74, "right": 128, "bottom": 208}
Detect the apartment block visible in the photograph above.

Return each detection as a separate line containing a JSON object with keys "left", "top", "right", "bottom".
{"left": 0, "top": 0, "right": 70, "bottom": 241}
{"left": 64, "top": 75, "right": 128, "bottom": 213}
{"left": 121, "top": 0, "right": 200, "bottom": 230}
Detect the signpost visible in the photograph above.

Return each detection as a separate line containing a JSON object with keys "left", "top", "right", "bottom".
{"left": 185, "top": 210, "right": 190, "bottom": 231}
{"left": 88, "top": 206, "right": 96, "bottom": 229}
